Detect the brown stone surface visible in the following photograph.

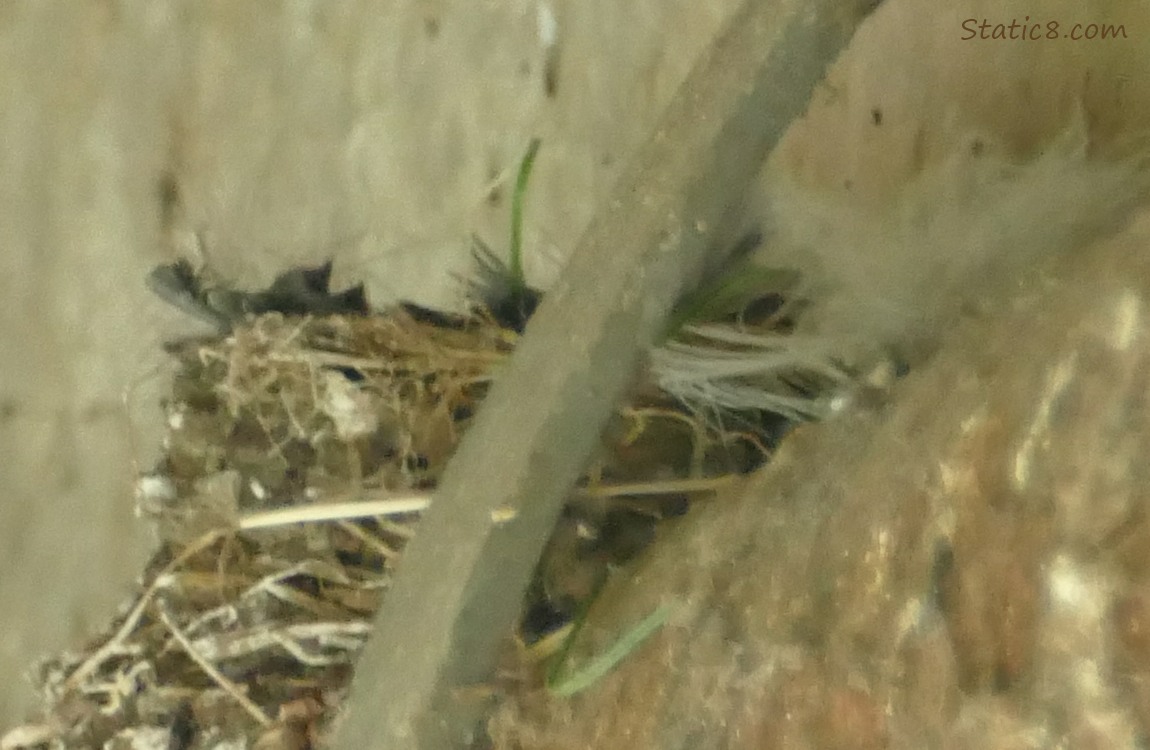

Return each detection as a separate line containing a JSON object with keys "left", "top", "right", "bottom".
{"left": 490, "top": 213, "right": 1150, "bottom": 748}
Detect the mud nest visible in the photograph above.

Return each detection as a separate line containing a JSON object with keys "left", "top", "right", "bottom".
{"left": 4, "top": 263, "right": 792, "bottom": 750}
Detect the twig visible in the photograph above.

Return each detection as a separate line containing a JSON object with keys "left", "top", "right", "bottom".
{"left": 338, "top": 519, "right": 402, "bottom": 560}
{"left": 188, "top": 621, "right": 373, "bottom": 664}
{"left": 63, "top": 529, "right": 228, "bottom": 691}
{"left": 156, "top": 604, "right": 274, "bottom": 728}
{"left": 237, "top": 496, "right": 430, "bottom": 530}
{"left": 577, "top": 475, "right": 736, "bottom": 498}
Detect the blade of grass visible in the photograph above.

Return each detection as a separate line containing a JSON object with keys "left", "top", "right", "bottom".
{"left": 663, "top": 263, "right": 800, "bottom": 339}
{"left": 546, "top": 601, "right": 675, "bottom": 698}
{"left": 509, "top": 138, "right": 542, "bottom": 292}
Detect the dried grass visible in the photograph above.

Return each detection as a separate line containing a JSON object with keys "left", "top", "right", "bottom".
{"left": 6, "top": 298, "right": 788, "bottom": 749}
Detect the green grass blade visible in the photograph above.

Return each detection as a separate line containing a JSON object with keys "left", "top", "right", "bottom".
{"left": 509, "top": 138, "right": 542, "bottom": 292}
{"left": 546, "top": 602, "right": 675, "bottom": 698}
{"left": 663, "top": 263, "right": 800, "bottom": 340}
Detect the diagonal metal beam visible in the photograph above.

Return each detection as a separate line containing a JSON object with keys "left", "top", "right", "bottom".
{"left": 328, "top": 0, "right": 884, "bottom": 747}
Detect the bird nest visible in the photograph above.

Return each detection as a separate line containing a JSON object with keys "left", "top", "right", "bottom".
{"left": 6, "top": 287, "right": 784, "bottom": 750}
